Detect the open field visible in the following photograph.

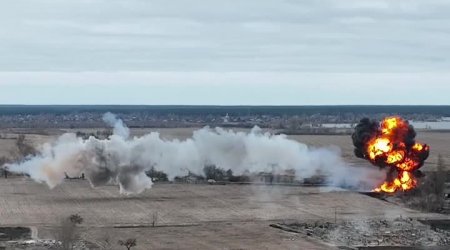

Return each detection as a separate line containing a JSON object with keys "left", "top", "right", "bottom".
{"left": 1, "top": 178, "right": 448, "bottom": 249}
{"left": 0, "top": 128, "right": 449, "bottom": 248}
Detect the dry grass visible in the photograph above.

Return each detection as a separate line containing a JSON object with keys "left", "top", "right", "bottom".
{"left": 0, "top": 178, "right": 448, "bottom": 249}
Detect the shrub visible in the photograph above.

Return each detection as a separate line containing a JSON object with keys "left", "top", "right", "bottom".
{"left": 118, "top": 238, "right": 137, "bottom": 250}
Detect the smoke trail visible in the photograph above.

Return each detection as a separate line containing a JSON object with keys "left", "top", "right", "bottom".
{"left": 4, "top": 114, "right": 383, "bottom": 194}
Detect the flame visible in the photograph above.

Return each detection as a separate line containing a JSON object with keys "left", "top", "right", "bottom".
{"left": 381, "top": 117, "right": 400, "bottom": 134}
{"left": 368, "top": 138, "right": 392, "bottom": 159}
{"left": 364, "top": 117, "right": 429, "bottom": 193}
{"left": 373, "top": 171, "right": 417, "bottom": 193}
{"left": 412, "top": 143, "right": 423, "bottom": 151}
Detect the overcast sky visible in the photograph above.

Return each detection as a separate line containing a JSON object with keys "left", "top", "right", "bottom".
{"left": 1, "top": 0, "right": 449, "bottom": 105}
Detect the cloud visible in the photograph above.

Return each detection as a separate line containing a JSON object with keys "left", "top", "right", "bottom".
{"left": 0, "top": 1, "right": 449, "bottom": 104}
{"left": 0, "top": 0, "right": 449, "bottom": 72}
{"left": 0, "top": 71, "right": 448, "bottom": 105}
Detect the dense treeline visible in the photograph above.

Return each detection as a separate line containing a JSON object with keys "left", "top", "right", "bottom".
{"left": 1, "top": 105, "right": 450, "bottom": 116}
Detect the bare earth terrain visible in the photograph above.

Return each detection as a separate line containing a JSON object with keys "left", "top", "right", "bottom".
{"left": 0, "top": 179, "right": 448, "bottom": 249}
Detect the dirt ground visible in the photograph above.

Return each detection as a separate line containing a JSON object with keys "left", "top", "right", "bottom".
{"left": 0, "top": 179, "right": 448, "bottom": 249}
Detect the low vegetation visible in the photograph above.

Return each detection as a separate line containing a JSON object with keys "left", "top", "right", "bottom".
{"left": 118, "top": 238, "right": 137, "bottom": 250}
{"left": 401, "top": 154, "right": 447, "bottom": 212}
{"left": 75, "top": 130, "right": 112, "bottom": 140}
{"left": 147, "top": 167, "right": 168, "bottom": 182}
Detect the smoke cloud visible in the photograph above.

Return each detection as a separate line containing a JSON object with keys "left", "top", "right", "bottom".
{"left": 4, "top": 114, "right": 383, "bottom": 194}
{"left": 102, "top": 112, "right": 130, "bottom": 139}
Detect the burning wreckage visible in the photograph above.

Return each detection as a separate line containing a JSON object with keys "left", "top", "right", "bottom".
{"left": 273, "top": 117, "right": 449, "bottom": 248}
{"left": 352, "top": 116, "right": 430, "bottom": 193}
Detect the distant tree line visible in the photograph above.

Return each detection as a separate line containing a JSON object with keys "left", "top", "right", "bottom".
{"left": 2, "top": 105, "right": 450, "bottom": 116}
{"left": 75, "top": 130, "right": 112, "bottom": 140}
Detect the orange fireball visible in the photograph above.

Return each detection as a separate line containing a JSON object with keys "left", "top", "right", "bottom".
{"left": 352, "top": 116, "right": 430, "bottom": 194}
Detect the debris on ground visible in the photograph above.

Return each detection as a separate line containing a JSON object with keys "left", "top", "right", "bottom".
{"left": 1, "top": 239, "right": 95, "bottom": 249}
{"left": 277, "top": 217, "right": 450, "bottom": 247}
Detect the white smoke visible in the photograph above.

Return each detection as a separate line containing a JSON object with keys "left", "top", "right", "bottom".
{"left": 102, "top": 112, "right": 130, "bottom": 139}
{"left": 4, "top": 113, "right": 384, "bottom": 194}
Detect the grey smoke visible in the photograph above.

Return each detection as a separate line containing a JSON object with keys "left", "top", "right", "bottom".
{"left": 4, "top": 113, "right": 384, "bottom": 194}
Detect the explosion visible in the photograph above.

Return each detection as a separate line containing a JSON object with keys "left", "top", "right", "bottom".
{"left": 352, "top": 117, "right": 430, "bottom": 193}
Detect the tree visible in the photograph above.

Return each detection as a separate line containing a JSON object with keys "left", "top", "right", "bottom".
{"left": 226, "top": 169, "right": 233, "bottom": 180}
{"left": 203, "top": 165, "right": 225, "bottom": 181}
{"left": 118, "top": 238, "right": 137, "bottom": 250}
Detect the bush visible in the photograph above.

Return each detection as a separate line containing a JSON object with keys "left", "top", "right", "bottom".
{"left": 118, "top": 238, "right": 137, "bottom": 250}
{"left": 401, "top": 155, "right": 447, "bottom": 212}
{"left": 147, "top": 167, "right": 168, "bottom": 182}
{"left": 228, "top": 175, "right": 250, "bottom": 182}
{"left": 69, "top": 214, "right": 83, "bottom": 225}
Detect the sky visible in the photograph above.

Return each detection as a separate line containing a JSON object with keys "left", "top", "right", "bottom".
{"left": 1, "top": 0, "right": 450, "bottom": 105}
